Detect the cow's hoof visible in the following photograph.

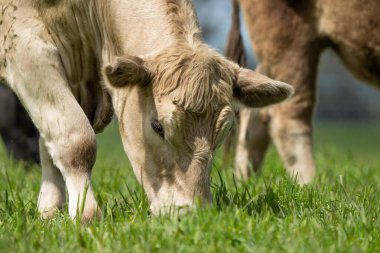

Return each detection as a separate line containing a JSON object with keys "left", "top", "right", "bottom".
{"left": 81, "top": 207, "right": 102, "bottom": 224}
{"left": 39, "top": 208, "right": 60, "bottom": 220}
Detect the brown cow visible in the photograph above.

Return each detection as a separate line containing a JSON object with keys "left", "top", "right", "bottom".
{"left": 227, "top": 0, "right": 380, "bottom": 184}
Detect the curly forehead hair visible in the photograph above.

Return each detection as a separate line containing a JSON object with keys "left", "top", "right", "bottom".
{"left": 151, "top": 44, "right": 235, "bottom": 114}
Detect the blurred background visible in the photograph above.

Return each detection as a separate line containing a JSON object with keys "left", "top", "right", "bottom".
{"left": 194, "top": 0, "right": 380, "bottom": 123}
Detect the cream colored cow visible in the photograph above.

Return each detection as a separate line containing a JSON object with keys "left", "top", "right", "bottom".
{"left": 0, "top": 0, "right": 293, "bottom": 221}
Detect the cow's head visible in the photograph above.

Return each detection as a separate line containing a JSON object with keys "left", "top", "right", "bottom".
{"left": 104, "top": 46, "right": 293, "bottom": 215}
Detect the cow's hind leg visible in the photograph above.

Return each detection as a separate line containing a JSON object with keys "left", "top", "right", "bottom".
{"left": 235, "top": 51, "right": 319, "bottom": 184}
{"left": 234, "top": 108, "right": 270, "bottom": 180}
{"left": 4, "top": 11, "right": 100, "bottom": 221}
{"left": 268, "top": 99, "right": 316, "bottom": 185}
{"left": 265, "top": 51, "right": 319, "bottom": 185}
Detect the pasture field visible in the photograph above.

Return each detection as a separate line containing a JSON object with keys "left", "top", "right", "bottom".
{"left": 0, "top": 122, "right": 379, "bottom": 252}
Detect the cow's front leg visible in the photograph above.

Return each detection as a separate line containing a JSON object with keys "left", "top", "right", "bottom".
{"left": 37, "top": 138, "right": 66, "bottom": 219}
{"left": 4, "top": 12, "right": 100, "bottom": 221}
{"left": 19, "top": 78, "right": 100, "bottom": 221}
{"left": 38, "top": 130, "right": 99, "bottom": 221}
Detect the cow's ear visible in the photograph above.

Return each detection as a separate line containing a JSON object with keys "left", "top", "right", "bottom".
{"left": 105, "top": 56, "right": 152, "bottom": 87}
{"left": 233, "top": 68, "right": 294, "bottom": 107}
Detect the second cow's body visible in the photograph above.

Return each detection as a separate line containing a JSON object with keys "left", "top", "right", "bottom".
{"left": 229, "top": 0, "right": 380, "bottom": 184}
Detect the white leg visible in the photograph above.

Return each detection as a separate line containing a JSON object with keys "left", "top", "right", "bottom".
{"left": 37, "top": 138, "right": 66, "bottom": 219}
{"left": 66, "top": 174, "right": 100, "bottom": 221}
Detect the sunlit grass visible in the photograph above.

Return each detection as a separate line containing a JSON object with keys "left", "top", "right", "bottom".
{"left": 0, "top": 122, "right": 379, "bottom": 252}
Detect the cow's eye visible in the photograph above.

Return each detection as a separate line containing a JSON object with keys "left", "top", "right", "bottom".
{"left": 151, "top": 119, "right": 165, "bottom": 139}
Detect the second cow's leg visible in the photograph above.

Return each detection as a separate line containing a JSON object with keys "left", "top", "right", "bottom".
{"left": 268, "top": 97, "right": 316, "bottom": 185}
{"left": 234, "top": 107, "right": 270, "bottom": 180}
{"left": 235, "top": 50, "right": 319, "bottom": 184}
{"left": 266, "top": 51, "right": 318, "bottom": 185}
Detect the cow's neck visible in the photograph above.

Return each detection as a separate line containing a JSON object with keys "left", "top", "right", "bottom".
{"left": 102, "top": 0, "right": 202, "bottom": 61}
{"left": 34, "top": 0, "right": 202, "bottom": 80}
{"left": 107, "top": 0, "right": 172, "bottom": 57}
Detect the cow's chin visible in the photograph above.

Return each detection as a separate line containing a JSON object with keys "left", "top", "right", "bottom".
{"left": 128, "top": 161, "right": 211, "bottom": 216}
{"left": 138, "top": 170, "right": 200, "bottom": 216}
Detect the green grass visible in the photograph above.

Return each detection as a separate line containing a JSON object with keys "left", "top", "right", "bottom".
{"left": 0, "top": 122, "right": 379, "bottom": 252}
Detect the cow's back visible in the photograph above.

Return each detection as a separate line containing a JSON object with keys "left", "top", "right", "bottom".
{"left": 239, "top": 0, "right": 319, "bottom": 64}
{"left": 318, "top": 0, "right": 380, "bottom": 85}
{"left": 240, "top": 0, "right": 380, "bottom": 85}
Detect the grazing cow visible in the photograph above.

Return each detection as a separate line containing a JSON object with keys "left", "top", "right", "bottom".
{"left": 0, "top": 0, "right": 293, "bottom": 221}
{"left": 0, "top": 82, "right": 40, "bottom": 163}
{"left": 227, "top": 0, "right": 380, "bottom": 184}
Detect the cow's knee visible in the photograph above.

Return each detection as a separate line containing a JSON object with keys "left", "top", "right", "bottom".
{"left": 51, "top": 130, "right": 100, "bottom": 221}
{"left": 48, "top": 129, "right": 97, "bottom": 176}
{"left": 65, "top": 132, "right": 97, "bottom": 173}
